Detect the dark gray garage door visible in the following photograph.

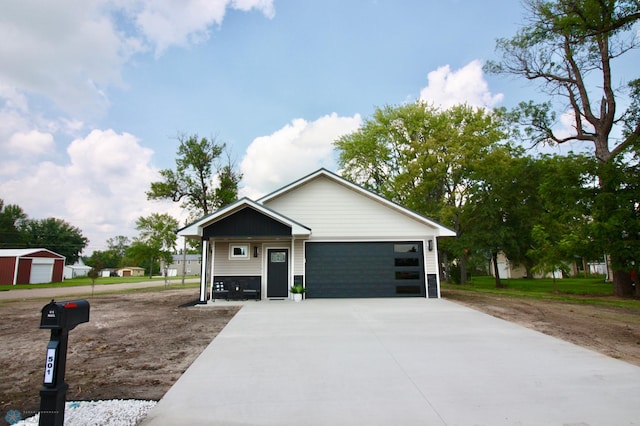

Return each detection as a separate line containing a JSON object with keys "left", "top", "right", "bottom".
{"left": 305, "top": 242, "right": 426, "bottom": 298}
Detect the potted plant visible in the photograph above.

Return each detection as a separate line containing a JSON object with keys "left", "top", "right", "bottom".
{"left": 290, "top": 284, "right": 305, "bottom": 302}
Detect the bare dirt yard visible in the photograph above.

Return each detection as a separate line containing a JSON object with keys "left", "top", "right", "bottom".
{"left": 0, "top": 289, "right": 239, "bottom": 424}
{"left": 443, "top": 288, "right": 640, "bottom": 367}
{"left": 2, "top": 287, "right": 640, "bottom": 425}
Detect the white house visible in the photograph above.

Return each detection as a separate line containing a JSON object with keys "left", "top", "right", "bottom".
{"left": 179, "top": 169, "right": 456, "bottom": 303}
{"left": 63, "top": 258, "right": 92, "bottom": 279}
{"left": 167, "top": 254, "right": 202, "bottom": 277}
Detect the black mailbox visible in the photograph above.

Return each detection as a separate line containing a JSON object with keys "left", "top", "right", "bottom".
{"left": 38, "top": 299, "right": 90, "bottom": 426}
{"left": 40, "top": 299, "right": 90, "bottom": 331}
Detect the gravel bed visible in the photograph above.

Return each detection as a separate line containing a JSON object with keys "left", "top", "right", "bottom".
{"left": 10, "top": 400, "right": 156, "bottom": 426}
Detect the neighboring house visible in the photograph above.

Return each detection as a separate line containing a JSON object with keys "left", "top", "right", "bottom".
{"left": 64, "top": 258, "right": 92, "bottom": 279}
{"left": 0, "top": 248, "right": 65, "bottom": 285}
{"left": 167, "top": 254, "right": 202, "bottom": 277}
{"left": 490, "top": 252, "right": 563, "bottom": 279}
{"left": 179, "top": 169, "right": 456, "bottom": 303}
{"left": 100, "top": 268, "right": 118, "bottom": 278}
{"left": 116, "top": 266, "right": 145, "bottom": 277}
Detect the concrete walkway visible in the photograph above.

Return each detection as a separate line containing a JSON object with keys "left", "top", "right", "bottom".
{"left": 0, "top": 278, "right": 198, "bottom": 301}
{"left": 143, "top": 299, "right": 640, "bottom": 426}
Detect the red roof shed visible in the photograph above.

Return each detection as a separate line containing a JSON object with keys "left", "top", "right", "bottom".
{"left": 0, "top": 249, "right": 66, "bottom": 285}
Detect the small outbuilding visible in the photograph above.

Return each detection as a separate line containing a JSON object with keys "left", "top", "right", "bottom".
{"left": 0, "top": 248, "right": 66, "bottom": 285}
{"left": 63, "top": 258, "right": 92, "bottom": 279}
{"left": 116, "top": 266, "right": 145, "bottom": 277}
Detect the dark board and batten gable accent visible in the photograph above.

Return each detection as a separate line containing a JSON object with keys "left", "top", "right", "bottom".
{"left": 202, "top": 207, "right": 292, "bottom": 238}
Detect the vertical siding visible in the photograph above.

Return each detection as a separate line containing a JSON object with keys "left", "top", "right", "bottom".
{"left": 30, "top": 250, "right": 64, "bottom": 259}
{"left": 0, "top": 257, "right": 17, "bottom": 285}
{"left": 16, "top": 259, "right": 31, "bottom": 284}
{"left": 52, "top": 259, "right": 64, "bottom": 282}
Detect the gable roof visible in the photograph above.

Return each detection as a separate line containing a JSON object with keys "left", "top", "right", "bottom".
{"left": 178, "top": 197, "right": 312, "bottom": 239}
{"left": 0, "top": 248, "right": 65, "bottom": 259}
{"left": 258, "top": 168, "right": 456, "bottom": 237}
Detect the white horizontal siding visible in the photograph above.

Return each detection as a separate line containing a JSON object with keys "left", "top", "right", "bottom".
{"left": 212, "top": 242, "right": 262, "bottom": 275}
{"left": 264, "top": 176, "right": 438, "bottom": 239}
{"left": 293, "top": 239, "right": 304, "bottom": 275}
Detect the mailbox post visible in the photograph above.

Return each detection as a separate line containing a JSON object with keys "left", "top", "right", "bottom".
{"left": 39, "top": 299, "right": 90, "bottom": 426}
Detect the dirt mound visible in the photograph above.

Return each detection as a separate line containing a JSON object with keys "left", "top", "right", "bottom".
{"left": 0, "top": 289, "right": 239, "bottom": 422}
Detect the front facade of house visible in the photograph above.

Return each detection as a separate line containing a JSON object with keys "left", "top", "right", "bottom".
{"left": 179, "top": 169, "right": 455, "bottom": 302}
{"left": 167, "top": 254, "right": 202, "bottom": 277}
{"left": 0, "top": 248, "right": 65, "bottom": 285}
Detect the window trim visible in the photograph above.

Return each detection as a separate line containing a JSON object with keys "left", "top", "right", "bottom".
{"left": 229, "top": 244, "right": 249, "bottom": 260}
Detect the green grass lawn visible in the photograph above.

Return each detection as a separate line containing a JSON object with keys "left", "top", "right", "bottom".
{"left": 442, "top": 275, "right": 639, "bottom": 309}
{"left": 0, "top": 275, "right": 200, "bottom": 291}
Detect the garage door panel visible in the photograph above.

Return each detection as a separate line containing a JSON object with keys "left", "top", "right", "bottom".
{"left": 30, "top": 263, "right": 53, "bottom": 284}
{"left": 305, "top": 242, "right": 425, "bottom": 298}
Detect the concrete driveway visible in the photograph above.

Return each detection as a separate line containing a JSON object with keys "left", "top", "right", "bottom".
{"left": 143, "top": 299, "right": 640, "bottom": 425}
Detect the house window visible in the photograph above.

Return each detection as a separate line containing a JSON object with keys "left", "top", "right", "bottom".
{"left": 230, "top": 245, "right": 249, "bottom": 259}
{"left": 395, "top": 258, "right": 420, "bottom": 267}
{"left": 395, "top": 271, "right": 420, "bottom": 280}
{"left": 394, "top": 243, "right": 418, "bottom": 253}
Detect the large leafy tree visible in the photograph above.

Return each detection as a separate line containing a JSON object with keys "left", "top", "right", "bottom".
{"left": 147, "top": 134, "right": 242, "bottom": 218}
{"left": 22, "top": 218, "right": 88, "bottom": 264}
{"left": 87, "top": 235, "right": 132, "bottom": 269}
{"left": 335, "top": 102, "right": 509, "bottom": 283}
{"left": 463, "top": 151, "right": 542, "bottom": 286}
{"left": 131, "top": 213, "right": 178, "bottom": 278}
{"left": 486, "top": 0, "right": 640, "bottom": 296}
{"left": 0, "top": 199, "right": 28, "bottom": 248}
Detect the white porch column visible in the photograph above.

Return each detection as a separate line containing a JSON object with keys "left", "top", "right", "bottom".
{"left": 199, "top": 239, "right": 208, "bottom": 303}
{"left": 291, "top": 237, "right": 295, "bottom": 296}
{"left": 209, "top": 241, "right": 216, "bottom": 300}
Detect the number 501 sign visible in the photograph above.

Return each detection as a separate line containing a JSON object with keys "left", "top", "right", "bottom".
{"left": 44, "top": 348, "right": 56, "bottom": 384}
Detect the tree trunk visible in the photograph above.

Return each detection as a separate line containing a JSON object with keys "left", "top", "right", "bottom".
{"left": 440, "top": 251, "right": 450, "bottom": 282}
{"left": 612, "top": 269, "right": 635, "bottom": 298}
{"left": 460, "top": 254, "right": 468, "bottom": 285}
{"left": 492, "top": 252, "right": 502, "bottom": 288}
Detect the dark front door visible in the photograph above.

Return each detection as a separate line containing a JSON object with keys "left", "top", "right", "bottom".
{"left": 267, "top": 248, "right": 288, "bottom": 298}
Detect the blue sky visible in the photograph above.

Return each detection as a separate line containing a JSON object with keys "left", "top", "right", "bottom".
{"left": 1, "top": 0, "right": 631, "bottom": 254}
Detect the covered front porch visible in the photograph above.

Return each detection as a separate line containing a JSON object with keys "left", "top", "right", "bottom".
{"left": 178, "top": 198, "right": 311, "bottom": 303}
{"left": 199, "top": 238, "right": 308, "bottom": 302}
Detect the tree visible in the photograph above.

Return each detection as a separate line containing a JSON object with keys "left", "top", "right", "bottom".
{"left": 86, "top": 249, "right": 121, "bottom": 269}
{"left": 335, "top": 102, "right": 509, "bottom": 283}
{"left": 530, "top": 153, "right": 598, "bottom": 277}
{"left": 133, "top": 213, "right": 179, "bottom": 279}
{"left": 106, "top": 235, "right": 130, "bottom": 258}
{"left": 147, "top": 134, "right": 242, "bottom": 218}
{"left": 485, "top": 0, "right": 640, "bottom": 296}
{"left": 21, "top": 217, "right": 88, "bottom": 264}
{"left": 463, "top": 150, "right": 534, "bottom": 287}
{"left": 0, "top": 199, "right": 28, "bottom": 248}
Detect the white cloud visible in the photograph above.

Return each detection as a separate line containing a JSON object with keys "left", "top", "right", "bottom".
{"left": 240, "top": 113, "right": 362, "bottom": 199}
{"left": 0, "top": 0, "right": 275, "bottom": 116}
{"left": 0, "top": 129, "right": 181, "bottom": 253}
{"left": 120, "top": 0, "right": 275, "bottom": 56}
{"left": 0, "top": 0, "right": 135, "bottom": 117}
{"left": 8, "top": 130, "right": 55, "bottom": 156}
{"left": 419, "top": 60, "right": 504, "bottom": 109}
